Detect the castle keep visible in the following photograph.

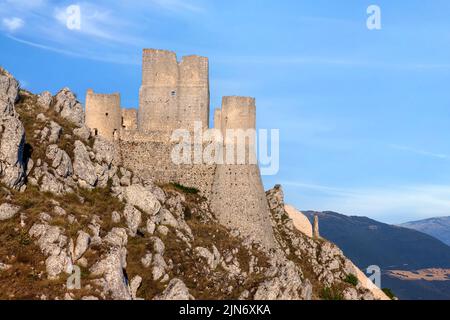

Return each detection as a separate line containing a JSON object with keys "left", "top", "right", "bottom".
{"left": 84, "top": 49, "right": 275, "bottom": 249}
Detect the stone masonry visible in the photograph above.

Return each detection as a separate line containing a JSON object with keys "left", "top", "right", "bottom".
{"left": 84, "top": 49, "right": 276, "bottom": 249}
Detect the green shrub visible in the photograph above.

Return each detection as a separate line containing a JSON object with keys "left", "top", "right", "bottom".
{"left": 344, "top": 274, "right": 359, "bottom": 286}
{"left": 320, "top": 287, "right": 344, "bottom": 300}
{"left": 171, "top": 183, "right": 199, "bottom": 194}
{"left": 382, "top": 288, "right": 396, "bottom": 300}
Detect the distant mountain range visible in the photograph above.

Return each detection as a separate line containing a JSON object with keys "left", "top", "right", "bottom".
{"left": 303, "top": 211, "right": 450, "bottom": 300}
{"left": 400, "top": 217, "right": 450, "bottom": 247}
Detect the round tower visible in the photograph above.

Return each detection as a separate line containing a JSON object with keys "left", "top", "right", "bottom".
{"left": 85, "top": 89, "right": 122, "bottom": 141}
{"left": 210, "top": 96, "right": 276, "bottom": 249}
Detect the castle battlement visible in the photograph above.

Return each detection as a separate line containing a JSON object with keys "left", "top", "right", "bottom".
{"left": 85, "top": 48, "right": 276, "bottom": 249}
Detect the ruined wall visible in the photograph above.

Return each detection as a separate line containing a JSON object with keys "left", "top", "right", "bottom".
{"left": 138, "top": 49, "right": 209, "bottom": 132}
{"left": 210, "top": 96, "right": 276, "bottom": 249}
{"left": 85, "top": 89, "right": 121, "bottom": 141}
{"left": 121, "top": 108, "right": 137, "bottom": 131}
{"left": 118, "top": 130, "right": 216, "bottom": 197}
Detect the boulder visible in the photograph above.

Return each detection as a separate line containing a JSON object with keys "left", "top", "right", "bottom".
{"left": 0, "top": 117, "right": 25, "bottom": 189}
{"left": 37, "top": 91, "right": 52, "bottom": 109}
{"left": 90, "top": 249, "right": 132, "bottom": 300}
{"left": 0, "top": 203, "right": 20, "bottom": 221}
{"left": 73, "top": 140, "right": 97, "bottom": 187}
{"left": 0, "top": 67, "right": 19, "bottom": 116}
{"left": 153, "top": 279, "right": 193, "bottom": 300}
{"left": 46, "top": 145, "right": 73, "bottom": 178}
{"left": 123, "top": 184, "right": 161, "bottom": 216}
{"left": 123, "top": 204, "right": 142, "bottom": 237}
{"left": 53, "top": 88, "right": 84, "bottom": 127}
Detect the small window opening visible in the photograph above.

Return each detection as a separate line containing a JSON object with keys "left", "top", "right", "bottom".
{"left": 171, "top": 91, "right": 176, "bottom": 96}
{"left": 105, "top": 113, "right": 109, "bottom": 117}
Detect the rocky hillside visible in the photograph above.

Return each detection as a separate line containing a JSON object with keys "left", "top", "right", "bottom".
{"left": 0, "top": 67, "right": 385, "bottom": 300}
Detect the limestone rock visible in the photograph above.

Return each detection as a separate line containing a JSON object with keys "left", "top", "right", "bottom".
{"left": 130, "top": 275, "right": 142, "bottom": 300}
{"left": 46, "top": 251, "right": 72, "bottom": 279}
{"left": 93, "top": 137, "right": 115, "bottom": 165}
{"left": 37, "top": 91, "right": 52, "bottom": 109}
{"left": 0, "top": 203, "right": 20, "bottom": 221}
{"left": 73, "top": 140, "right": 97, "bottom": 187}
{"left": 123, "top": 184, "right": 161, "bottom": 216}
{"left": 0, "top": 67, "right": 19, "bottom": 116}
{"left": 40, "top": 172, "right": 65, "bottom": 195}
{"left": 153, "top": 278, "right": 193, "bottom": 300}
{"left": 123, "top": 204, "right": 142, "bottom": 237}
{"left": 46, "top": 145, "right": 73, "bottom": 178}
{"left": 48, "top": 121, "right": 62, "bottom": 143}
{"left": 73, "top": 231, "right": 90, "bottom": 261}
{"left": 73, "top": 125, "right": 91, "bottom": 141}
{"left": 104, "top": 228, "right": 128, "bottom": 248}
{"left": 0, "top": 117, "right": 25, "bottom": 189}
{"left": 90, "top": 249, "right": 131, "bottom": 300}
{"left": 53, "top": 88, "right": 84, "bottom": 127}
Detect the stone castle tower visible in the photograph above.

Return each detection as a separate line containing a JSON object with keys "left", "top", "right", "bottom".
{"left": 139, "top": 49, "right": 209, "bottom": 132}
{"left": 84, "top": 49, "right": 276, "bottom": 249}
{"left": 85, "top": 89, "right": 121, "bottom": 141}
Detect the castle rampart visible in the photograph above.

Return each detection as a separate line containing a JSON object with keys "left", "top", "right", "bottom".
{"left": 85, "top": 89, "right": 121, "bottom": 141}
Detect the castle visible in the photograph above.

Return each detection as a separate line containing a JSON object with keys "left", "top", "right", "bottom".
{"left": 85, "top": 49, "right": 275, "bottom": 249}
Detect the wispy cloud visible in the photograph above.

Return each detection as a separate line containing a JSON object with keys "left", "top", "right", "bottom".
{"left": 149, "top": 0, "right": 204, "bottom": 13}
{"left": 283, "top": 181, "right": 450, "bottom": 224}
{"left": 2, "top": 17, "right": 24, "bottom": 32}
{"left": 389, "top": 144, "right": 450, "bottom": 160}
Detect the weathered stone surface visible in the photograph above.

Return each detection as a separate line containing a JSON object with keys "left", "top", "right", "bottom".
{"left": 130, "top": 275, "right": 142, "bottom": 300}
{"left": 90, "top": 249, "right": 131, "bottom": 300}
{"left": 73, "top": 140, "right": 97, "bottom": 187}
{"left": 0, "top": 67, "right": 19, "bottom": 116}
{"left": 93, "top": 137, "right": 115, "bottom": 165}
{"left": 37, "top": 91, "right": 52, "bottom": 109}
{"left": 0, "top": 203, "right": 20, "bottom": 221}
{"left": 73, "top": 125, "right": 91, "bottom": 141}
{"left": 48, "top": 121, "right": 62, "bottom": 143}
{"left": 53, "top": 88, "right": 84, "bottom": 127}
{"left": 153, "top": 278, "right": 193, "bottom": 300}
{"left": 73, "top": 231, "right": 90, "bottom": 261}
{"left": 40, "top": 172, "right": 65, "bottom": 195}
{"left": 0, "top": 117, "right": 25, "bottom": 189}
{"left": 194, "top": 246, "right": 221, "bottom": 270}
{"left": 123, "top": 204, "right": 142, "bottom": 237}
{"left": 104, "top": 228, "right": 128, "bottom": 248}
{"left": 46, "top": 145, "right": 73, "bottom": 178}
{"left": 123, "top": 184, "right": 161, "bottom": 216}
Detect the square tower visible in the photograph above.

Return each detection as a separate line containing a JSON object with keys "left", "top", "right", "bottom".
{"left": 138, "top": 49, "right": 210, "bottom": 132}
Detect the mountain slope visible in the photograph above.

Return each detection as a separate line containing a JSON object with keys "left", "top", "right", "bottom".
{"left": 303, "top": 211, "right": 450, "bottom": 270}
{"left": 303, "top": 211, "right": 450, "bottom": 299}
{"left": 401, "top": 217, "right": 450, "bottom": 247}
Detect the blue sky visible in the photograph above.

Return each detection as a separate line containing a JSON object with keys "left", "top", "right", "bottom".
{"left": 1, "top": 0, "right": 450, "bottom": 224}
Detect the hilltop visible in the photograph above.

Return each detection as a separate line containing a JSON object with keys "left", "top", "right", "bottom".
{"left": 0, "top": 67, "right": 387, "bottom": 300}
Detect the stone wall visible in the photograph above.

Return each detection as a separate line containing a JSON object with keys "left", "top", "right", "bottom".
{"left": 118, "top": 130, "right": 216, "bottom": 198}
{"left": 121, "top": 109, "right": 137, "bottom": 131}
{"left": 85, "top": 89, "right": 121, "bottom": 141}
{"left": 138, "top": 49, "right": 209, "bottom": 132}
